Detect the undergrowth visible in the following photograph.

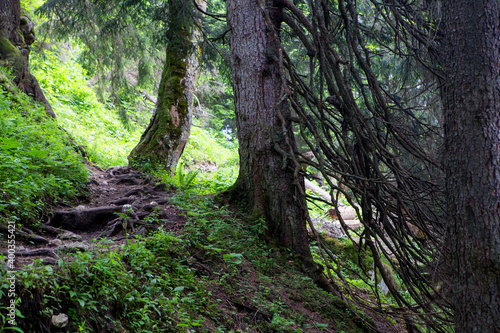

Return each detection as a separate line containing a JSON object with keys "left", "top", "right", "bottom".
{"left": 0, "top": 66, "right": 88, "bottom": 225}
{"left": 31, "top": 50, "right": 146, "bottom": 168}
{"left": 2, "top": 189, "right": 373, "bottom": 332}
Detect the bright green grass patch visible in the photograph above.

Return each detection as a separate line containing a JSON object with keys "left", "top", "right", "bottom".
{"left": 181, "top": 126, "right": 238, "bottom": 167}
{"left": 0, "top": 67, "right": 88, "bottom": 224}
{"left": 152, "top": 126, "right": 239, "bottom": 194}
{"left": 31, "top": 51, "right": 144, "bottom": 168}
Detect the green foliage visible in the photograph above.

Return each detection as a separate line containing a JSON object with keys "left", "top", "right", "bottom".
{"left": 173, "top": 162, "right": 199, "bottom": 190}
{"left": 21, "top": 0, "right": 45, "bottom": 17}
{"left": 181, "top": 126, "right": 238, "bottom": 167}
{"left": 6, "top": 230, "right": 208, "bottom": 332}
{"left": 35, "top": 0, "right": 189, "bottom": 124}
{"left": 165, "top": 192, "right": 369, "bottom": 332}
{"left": 148, "top": 126, "right": 240, "bottom": 194}
{"left": 30, "top": 49, "right": 146, "bottom": 167}
{"left": 0, "top": 66, "right": 88, "bottom": 224}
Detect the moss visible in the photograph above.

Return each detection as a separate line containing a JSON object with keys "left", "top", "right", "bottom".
{"left": 322, "top": 235, "right": 374, "bottom": 270}
{"left": 128, "top": 44, "right": 191, "bottom": 172}
{"left": 0, "top": 37, "right": 21, "bottom": 58}
{"left": 0, "top": 67, "right": 16, "bottom": 93}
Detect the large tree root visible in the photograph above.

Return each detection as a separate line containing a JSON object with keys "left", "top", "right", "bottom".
{"left": 0, "top": 224, "right": 49, "bottom": 244}
{"left": 49, "top": 206, "right": 123, "bottom": 231}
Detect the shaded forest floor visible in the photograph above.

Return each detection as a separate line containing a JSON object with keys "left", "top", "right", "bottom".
{"left": 2, "top": 165, "right": 404, "bottom": 332}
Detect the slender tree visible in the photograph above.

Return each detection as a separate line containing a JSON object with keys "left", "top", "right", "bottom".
{"left": 128, "top": 0, "right": 205, "bottom": 172}
{"left": 0, "top": 0, "right": 54, "bottom": 118}
{"left": 440, "top": 1, "right": 500, "bottom": 331}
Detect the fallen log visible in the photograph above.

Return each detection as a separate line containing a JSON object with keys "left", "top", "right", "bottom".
{"left": 304, "top": 179, "right": 333, "bottom": 203}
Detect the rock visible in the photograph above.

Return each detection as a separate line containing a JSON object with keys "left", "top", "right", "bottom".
{"left": 328, "top": 206, "right": 357, "bottom": 221}
{"left": 48, "top": 239, "right": 63, "bottom": 247}
{"left": 59, "top": 232, "right": 82, "bottom": 241}
{"left": 135, "top": 227, "right": 147, "bottom": 236}
{"left": 51, "top": 313, "right": 69, "bottom": 328}
{"left": 153, "top": 183, "right": 168, "bottom": 191}
{"left": 157, "top": 197, "right": 169, "bottom": 205}
{"left": 62, "top": 242, "right": 89, "bottom": 252}
{"left": 332, "top": 220, "right": 363, "bottom": 230}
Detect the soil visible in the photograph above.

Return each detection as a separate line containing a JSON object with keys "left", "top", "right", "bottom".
{"left": 3, "top": 165, "right": 187, "bottom": 268}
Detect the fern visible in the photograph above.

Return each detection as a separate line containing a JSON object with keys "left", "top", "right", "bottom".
{"left": 174, "top": 163, "right": 199, "bottom": 190}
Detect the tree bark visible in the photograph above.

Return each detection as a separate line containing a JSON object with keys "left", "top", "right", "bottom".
{"left": 0, "top": 0, "right": 55, "bottom": 118}
{"left": 440, "top": 1, "right": 500, "bottom": 331}
{"left": 128, "top": 0, "right": 204, "bottom": 172}
{"left": 226, "top": 0, "right": 312, "bottom": 259}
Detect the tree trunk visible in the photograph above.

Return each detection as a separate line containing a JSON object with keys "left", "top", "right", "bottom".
{"left": 226, "top": 0, "right": 312, "bottom": 259}
{"left": 0, "top": 0, "right": 55, "bottom": 118}
{"left": 128, "top": 0, "right": 204, "bottom": 172}
{"left": 441, "top": 1, "right": 500, "bottom": 331}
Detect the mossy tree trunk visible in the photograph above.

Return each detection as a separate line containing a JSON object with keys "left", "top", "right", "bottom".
{"left": 0, "top": 0, "right": 54, "bottom": 118}
{"left": 226, "top": 0, "right": 312, "bottom": 259}
{"left": 128, "top": 0, "right": 204, "bottom": 172}
{"left": 440, "top": 1, "right": 500, "bottom": 331}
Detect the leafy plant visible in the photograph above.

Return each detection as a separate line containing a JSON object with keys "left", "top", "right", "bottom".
{"left": 30, "top": 49, "right": 147, "bottom": 168}
{"left": 174, "top": 163, "right": 199, "bottom": 190}
{"left": 0, "top": 66, "right": 88, "bottom": 224}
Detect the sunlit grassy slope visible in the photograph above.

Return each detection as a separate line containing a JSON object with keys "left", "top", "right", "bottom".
{"left": 31, "top": 49, "right": 239, "bottom": 182}
{"left": 0, "top": 66, "right": 88, "bottom": 224}
{"left": 31, "top": 51, "right": 144, "bottom": 167}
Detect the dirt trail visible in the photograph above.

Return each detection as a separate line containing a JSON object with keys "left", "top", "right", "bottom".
{"left": 6, "top": 165, "right": 187, "bottom": 268}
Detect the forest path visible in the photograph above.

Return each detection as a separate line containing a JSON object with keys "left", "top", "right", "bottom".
{"left": 6, "top": 165, "right": 365, "bottom": 268}
{"left": 7, "top": 165, "right": 187, "bottom": 268}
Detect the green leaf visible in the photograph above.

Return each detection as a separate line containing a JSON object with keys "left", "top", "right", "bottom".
{"left": 14, "top": 309, "right": 25, "bottom": 318}
{"left": 0, "top": 138, "right": 20, "bottom": 150}
{"left": 173, "top": 286, "right": 185, "bottom": 293}
{"left": 3, "top": 326, "right": 24, "bottom": 332}
{"left": 223, "top": 253, "right": 243, "bottom": 264}
{"left": 25, "top": 150, "right": 49, "bottom": 159}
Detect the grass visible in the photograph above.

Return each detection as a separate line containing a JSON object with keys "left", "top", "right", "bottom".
{"left": 0, "top": 28, "right": 399, "bottom": 332}
{"left": 31, "top": 50, "right": 146, "bottom": 168}
{"left": 0, "top": 66, "right": 88, "bottom": 225}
